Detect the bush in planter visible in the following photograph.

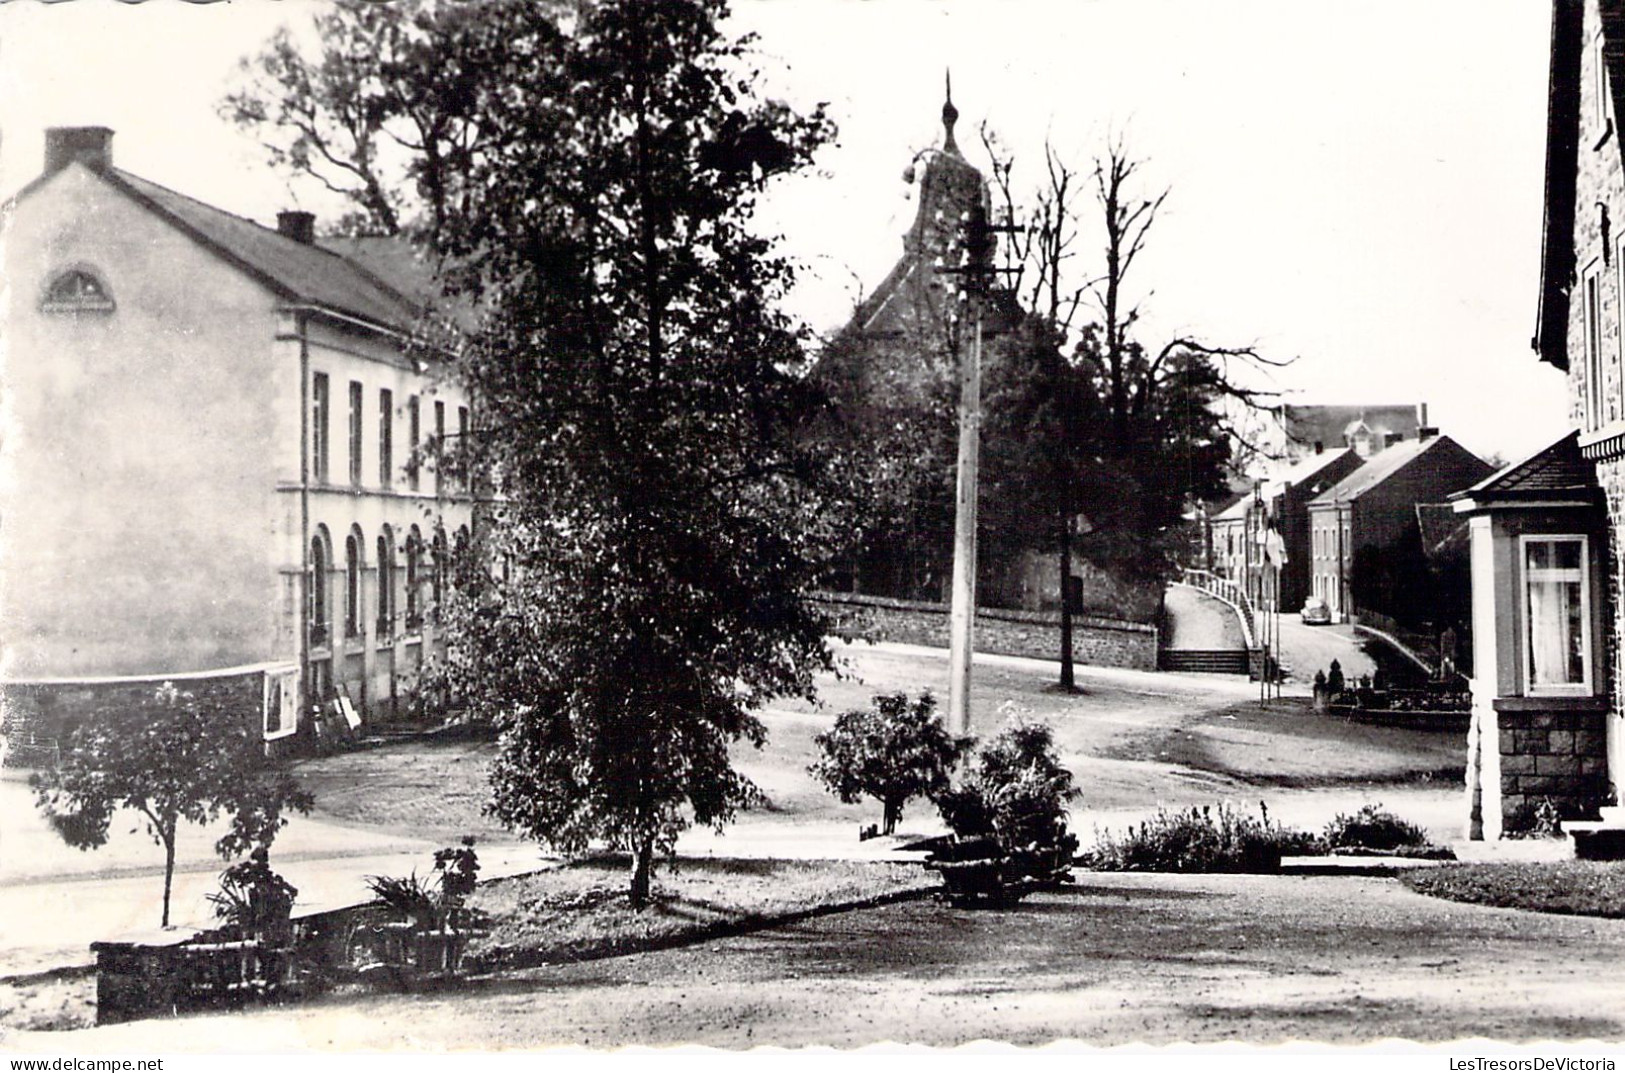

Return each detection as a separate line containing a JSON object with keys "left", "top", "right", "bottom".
{"left": 355, "top": 838, "right": 486, "bottom": 982}
{"left": 207, "top": 847, "right": 298, "bottom": 942}
{"left": 935, "top": 721, "right": 1080, "bottom": 880}
{"left": 809, "top": 691, "right": 972, "bottom": 836}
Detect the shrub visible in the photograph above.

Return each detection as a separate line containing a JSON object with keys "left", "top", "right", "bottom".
{"left": 207, "top": 846, "right": 298, "bottom": 942}
{"left": 936, "top": 721, "right": 1080, "bottom": 867}
{"left": 810, "top": 692, "right": 972, "bottom": 835}
{"left": 1504, "top": 797, "right": 1567, "bottom": 839}
{"left": 1322, "top": 803, "right": 1430, "bottom": 852}
{"left": 366, "top": 837, "right": 483, "bottom": 931}
{"left": 1085, "top": 801, "right": 1317, "bottom": 873}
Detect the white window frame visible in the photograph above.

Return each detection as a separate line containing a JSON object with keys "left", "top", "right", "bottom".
{"left": 1519, "top": 534, "right": 1593, "bottom": 696}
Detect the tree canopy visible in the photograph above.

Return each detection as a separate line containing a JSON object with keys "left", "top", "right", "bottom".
{"left": 31, "top": 683, "right": 312, "bottom": 927}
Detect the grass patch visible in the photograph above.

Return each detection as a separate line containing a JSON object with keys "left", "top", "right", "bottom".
{"left": 0, "top": 970, "right": 96, "bottom": 1032}
{"left": 466, "top": 857, "right": 932, "bottom": 970}
{"left": 1403, "top": 861, "right": 1625, "bottom": 918}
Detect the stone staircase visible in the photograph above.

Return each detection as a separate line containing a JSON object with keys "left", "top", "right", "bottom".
{"left": 1563, "top": 806, "right": 1625, "bottom": 860}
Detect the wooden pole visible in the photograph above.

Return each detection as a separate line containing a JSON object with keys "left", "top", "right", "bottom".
{"left": 947, "top": 316, "right": 982, "bottom": 736}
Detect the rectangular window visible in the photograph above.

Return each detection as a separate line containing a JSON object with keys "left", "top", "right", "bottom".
{"left": 1586, "top": 261, "right": 1605, "bottom": 429}
{"left": 1598, "top": 33, "right": 1615, "bottom": 133}
{"left": 434, "top": 401, "right": 446, "bottom": 494}
{"left": 407, "top": 395, "right": 421, "bottom": 491}
{"left": 348, "top": 381, "right": 364, "bottom": 486}
{"left": 312, "top": 373, "right": 330, "bottom": 484}
{"left": 379, "top": 388, "right": 394, "bottom": 488}
{"left": 1523, "top": 536, "right": 1591, "bottom": 694}
{"left": 457, "top": 405, "right": 470, "bottom": 492}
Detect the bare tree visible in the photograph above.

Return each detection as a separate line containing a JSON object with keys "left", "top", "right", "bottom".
{"left": 982, "top": 132, "right": 1291, "bottom": 687}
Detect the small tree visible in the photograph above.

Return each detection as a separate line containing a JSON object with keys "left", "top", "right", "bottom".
{"left": 809, "top": 691, "right": 971, "bottom": 835}
{"left": 30, "top": 683, "right": 313, "bottom": 927}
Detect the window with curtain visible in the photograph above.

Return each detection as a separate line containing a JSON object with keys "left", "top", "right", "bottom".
{"left": 1524, "top": 537, "right": 1589, "bottom": 692}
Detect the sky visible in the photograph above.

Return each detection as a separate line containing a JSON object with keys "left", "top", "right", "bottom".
{"left": 0, "top": 0, "right": 1570, "bottom": 462}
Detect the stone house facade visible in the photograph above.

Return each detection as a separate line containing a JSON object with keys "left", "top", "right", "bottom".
{"left": 1453, "top": 0, "right": 1625, "bottom": 839}
{"left": 0, "top": 127, "right": 473, "bottom": 751}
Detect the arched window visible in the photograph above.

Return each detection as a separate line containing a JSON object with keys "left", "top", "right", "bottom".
{"left": 432, "top": 529, "right": 448, "bottom": 621}
{"left": 345, "top": 529, "right": 363, "bottom": 638}
{"left": 376, "top": 528, "right": 396, "bottom": 638}
{"left": 41, "top": 267, "right": 115, "bottom": 313}
{"left": 308, "top": 529, "right": 331, "bottom": 646}
{"left": 405, "top": 526, "right": 423, "bottom": 630}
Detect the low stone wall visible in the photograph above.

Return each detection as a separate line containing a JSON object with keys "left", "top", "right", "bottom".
{"left": 1494, "top": 701, "right": 1608, "bottom": 828}
{"left": 2, "top": 671, "right": 264, "bottom": 764}
{"left": 815, "top": 591, "right": 1158, "bottom": 671}
{"left": 1469, "top": 697, "right": 1609, "bottom": 839}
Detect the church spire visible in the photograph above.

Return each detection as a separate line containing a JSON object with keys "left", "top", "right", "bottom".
{"left": 942, "top": 69, "right": 960, "bottom": 154}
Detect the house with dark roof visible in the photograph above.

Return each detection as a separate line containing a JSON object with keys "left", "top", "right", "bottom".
{"left": 1281, "top": 403, "right": 1427, "bottom": 460}
{"left": 1207, "top": 447, "right": 1363, "bottom": 614}
{"left": 0, "top": 127, "right": 473, "bottom": 748}
{"left": 1448, "top": 0, "right": 1625, "bottom": 843}
{"left": 1306, "top": 433, "right": 1492, "bottom": 627}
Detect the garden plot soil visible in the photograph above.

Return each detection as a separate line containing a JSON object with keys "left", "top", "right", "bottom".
{"left": 21, "top": 872, "right": 1625, "bottom": 1050}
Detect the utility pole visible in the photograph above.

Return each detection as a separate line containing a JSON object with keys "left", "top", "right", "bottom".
{"left": 946, "top": 315, "right": 983, "bottom": 735}
{"left": 939, "top": 195, "right": 1017, "bottom": 736}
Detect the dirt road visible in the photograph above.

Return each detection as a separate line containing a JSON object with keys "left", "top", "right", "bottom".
{"left": 17, "top": 870, "right": 1624, "bottom": 1050}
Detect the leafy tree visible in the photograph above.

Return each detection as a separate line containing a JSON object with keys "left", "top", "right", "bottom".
{"left": 809, "top": 691, "right": 971, "bottom": 835}
{"left": 221, "top": 0, "right": 563, "bottom": 243}
{"left": 411, "top": 0, "right": 839, "bottom": 907}
{"left": 30, "top": 683, "right": 313, "bottom": 927}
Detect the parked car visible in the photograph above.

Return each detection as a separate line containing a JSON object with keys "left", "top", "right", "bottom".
{"left": 1300, "top": 597, "right": 1332, "bottom": 625}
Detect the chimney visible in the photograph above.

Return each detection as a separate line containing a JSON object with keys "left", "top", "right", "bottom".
{"left": 1313, "top": 440, "right": 1324, "bottom": 455}
{"left": 1417, "top": 400, "right": 1438, "bottom": 442}
{"left": 277, "top": 210, "right": 316, "bottom": 245}
{"left": 44, "top": 127, "right": 114, "bottom": 175}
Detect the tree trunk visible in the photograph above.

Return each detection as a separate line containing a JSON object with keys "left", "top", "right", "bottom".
{"left": 1058, "top": 513, "right": 1075, "bottom": 691}
{"left": 161, "top": 825, "right": 177, "bottom": 929}
{"left": 882, "top": 798, "right": 901, "bottom": 836}
{"left": 628, "top": 837, "right": 654, "bottom": 909}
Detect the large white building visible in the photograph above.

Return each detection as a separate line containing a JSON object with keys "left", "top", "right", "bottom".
{"left": 1, "top": 127, "right": 473, "bottom": 750}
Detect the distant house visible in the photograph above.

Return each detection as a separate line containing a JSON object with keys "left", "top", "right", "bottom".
{"left": 1281, "top": 403, "right": 1427, "bottom": 461}
{"left": 0, "top": 127, "right": 473, "bottom": 751}
{"left": 1306, "top": 434, "right": 1493, "bottom": 626}
{"left": 1451, "top": 0, "right": 1625, "bottom": 841}
{"left": 1207, "top": 448, "right": 1362, "bottom": 612}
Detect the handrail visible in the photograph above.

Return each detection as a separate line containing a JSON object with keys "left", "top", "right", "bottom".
{"left": 1176, "top": 568, "right": 1256, "bottom": 650}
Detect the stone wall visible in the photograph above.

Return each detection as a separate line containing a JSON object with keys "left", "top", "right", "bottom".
{"left": 2, "top": 670, "right": 266, "bottom": 765}
{"left": 815, "top": 591, "right": 1158, "bottom": 671}
{"left": 1492, "top": 699, "right": 1609, "bottom": 833}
